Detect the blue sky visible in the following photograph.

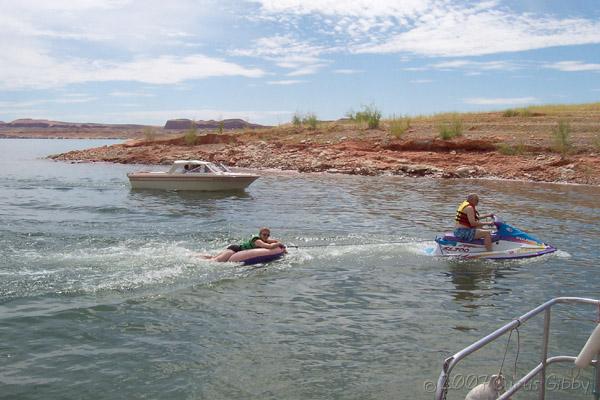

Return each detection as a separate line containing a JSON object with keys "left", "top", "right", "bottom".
{"left": 1, "top": 0, "right": 599, "bottom": 126}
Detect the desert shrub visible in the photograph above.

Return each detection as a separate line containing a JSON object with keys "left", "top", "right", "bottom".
{"left": 292, "top": 113, "right": 302, "bottom": 127}
{"left": 218, "top": 120, "right": 224, "bottom": 134}
{"left": 527, "top": 102, "right": 600, "bottom": 114}
{"left": 388, "top": 115, "right": 411, "bottom": 138}
{"left": 503, "top": 108, "right": 532, "bottom": 117}
{"left": 503, "top": 109, "right": 519, "bottom": 117}
{"left": 184, "top": 127, "right": 198, "bottom": 145}
{"left": 143, "top": 127, "right": 156, "bottom": 142}
{"left": 437, "top": 114, "right": 463, "bottom": 139}
{"left": 352, "top": 105, "right": 381, "bottom": 129}
{"left": 291, "top": 112, "right": 318, "bottom": 129}
{"left": 497, "top": 142, "right": 526, "bottom": 155}
{"left": 551, "top": 119, "right": 572, "bottom": 156}
{"left": 519, "top": 108, "right": 532, "bottom": 117}
{"left": 592, "top": 133, "right": 600, "bottom": 152}
{"left": 302, "top": 113, "right": 318, "bottom": 130}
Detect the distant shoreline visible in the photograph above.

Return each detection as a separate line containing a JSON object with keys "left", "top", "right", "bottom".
{"left": 0, "top": 136, "right": 126, "bottom": 140}
{"left": 4, "top": 105, "right": 596, "bottom": 186}
{"left": 45, "top": 107, "right": 600, "bottom": 186}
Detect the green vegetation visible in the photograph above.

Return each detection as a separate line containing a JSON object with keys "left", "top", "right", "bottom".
{"left": 303, "top": 113, "right": 318, "bottom": 130}
{"left": 526, "top": 102, "right": 600, "bottom": 114}
{"left": 497, "top": 142, "right": 526, "bottom": 155}
{"left": 551, "top": 119, "right": 572, "bottom": 157}
{"left": 291, "top": 112, "right": 318, "bottom": 129}
{"left": 143, "top": 127, "right": 157, "bottom": 142}
{"left": 502, "top": 108, "right": 532, "bottom": 117}
{"left": 593, "top": 133, "right": 600, "bottom": 152}
{"left": 436, "top": 113, "right": 463, "bottom": 139}
{"left": 503, "top": 102, "right": 600, "bottom": 117}
{"left": 184, "top": 126, "right": 198, "bottom": 145}
{"left": 348, "top": 105, "right": 382, "bottom": 129}
{"left": 218, "top": 120, "right": 224, "bottom": 134}
{"left": 292, "top": 113, "right": 302, "bottom": 127}
{"left": 388, "top": 115, "right": 411, "bottom": 138}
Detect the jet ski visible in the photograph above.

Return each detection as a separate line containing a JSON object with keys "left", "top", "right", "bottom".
{"left": 432, "top": 215, "right": 557, "bottom": 260}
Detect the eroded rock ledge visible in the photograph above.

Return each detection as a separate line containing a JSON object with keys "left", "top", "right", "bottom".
{"left": 49, "top": 131, "right": 600, "bottom": 185}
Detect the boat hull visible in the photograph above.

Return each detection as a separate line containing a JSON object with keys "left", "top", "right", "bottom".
{"left": 127, "top": 173, "right": 258, "bottom": 191}
{"left": 433, "top": 235, "right": 556, "bottom": 260}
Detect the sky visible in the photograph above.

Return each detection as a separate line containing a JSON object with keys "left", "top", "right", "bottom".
{"left": 1, "top": 0, "right": 600, "bottom": 126}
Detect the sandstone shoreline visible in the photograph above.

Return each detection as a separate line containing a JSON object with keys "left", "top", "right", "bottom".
{"left": 47, "top": 110, "right": 600, "bottom": 186}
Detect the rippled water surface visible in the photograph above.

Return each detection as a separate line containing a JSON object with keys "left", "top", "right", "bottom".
{"left": 1, "top": 139, "right": 599, "bottom": 399}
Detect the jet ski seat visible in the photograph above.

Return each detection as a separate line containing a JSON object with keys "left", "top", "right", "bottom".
{"left": 438, "top": 232, "right": 501, "bottom": 245}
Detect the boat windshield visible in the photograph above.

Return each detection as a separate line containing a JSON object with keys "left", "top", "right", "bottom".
{"left": 169, "top": 161, "right": 232, "bottom": 174}
{"left": 214, "top": 163, "right": 231, "bottom": 172}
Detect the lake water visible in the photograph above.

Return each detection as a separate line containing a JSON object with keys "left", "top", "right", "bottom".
{"left": 1, "top": 139, "right": 599, "bottom": 399}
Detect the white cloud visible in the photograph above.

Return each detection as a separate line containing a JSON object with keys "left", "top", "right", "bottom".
{"left": 410, "top": 79, "right": 432, "bottom": 84}
{"left": 0, "top": 53, "right": 265, "bottom": 90}
{"left": 252, "top": 1, "right": 600, "bottom": 58}
{"left": 0, "top": 95, "right": 96, "bottom": 110}
{"left": 431, "top": 60, "right": 518, "bottom": 71}
{"left": 333, "top": 69, "right": 362, "bottom": 74}
{"left": 54, "top": 96, "right": 97, "bottom": 104}
{"left": 253, "top": 0, "right": 431, "bottom": 18}
{"left": 97, "top": 55, "right": 264, "bottom": 83}
{"left": 109, "top": 91, "right": 156, "bottom": 97}
{"left": 232, "top": 35, "right": 321, "bottom": 58}
{"left": 231, "top": 35, "right": 330, "bottom": 76}
{"left": 0, "top": 0, "right": 265, "bottom": 89}
{"left": 545, "top": 61, "right": 600, "bottom": 72}
{"left": 8, "top": 0, "right": 130, "bottom": 11}
{"left": 0, "top": 0, "right": 219, "bottom": 51}
{"left": 267, "top": 80, "right": 305, "bottom": 85}
{"left": 286, "top": 64, "right": 328, "bottom": 76}
{"left": 0, "top": 95, "right": 98, "bottom": 120}
{"left": 464, "top": 97, "right": 538, "bottom": 105}
{"left": 362, "top": 9, "right": 600, "bottom": 57}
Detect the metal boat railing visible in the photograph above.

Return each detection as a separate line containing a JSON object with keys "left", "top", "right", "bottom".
{"left": 435, "top": 297, "right": 600, "bottom": 400}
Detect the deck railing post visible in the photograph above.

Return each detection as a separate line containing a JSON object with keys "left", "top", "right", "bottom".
{"left": 538, "top": 308, "right": 552, "bottom": 400}
{"left": 436, "top": 298, "right": 600, "bottom": 400}
{"left": 594, "top": 352, "right": 600, "bottom": 400}
{"left": 595, "top": 304, "right": 600, "bottom": 400}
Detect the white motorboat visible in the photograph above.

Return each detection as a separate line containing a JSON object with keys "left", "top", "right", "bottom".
{"left": 127, "top": 160, "right": 259, "bottom": 191}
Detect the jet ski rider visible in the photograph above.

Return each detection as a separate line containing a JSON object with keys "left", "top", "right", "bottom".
{"left": 454, "top": 194, "right": 495, "bottom": 252}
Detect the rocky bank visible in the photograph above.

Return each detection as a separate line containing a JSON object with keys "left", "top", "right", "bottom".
{"left": 48, "top": 108, "right": 600, "bottom": 186}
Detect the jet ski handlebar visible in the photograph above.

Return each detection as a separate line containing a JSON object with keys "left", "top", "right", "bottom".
{"left": 491, "top": 214, "right": 503, "bottom": 225}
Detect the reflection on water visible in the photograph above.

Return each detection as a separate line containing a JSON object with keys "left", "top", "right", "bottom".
{"left": 128, "top": 189, "right": 251, "bottom": 217}
{"left": 445, "top": 261, "right": 514, "bottom": 304}
{"left": 129, "top": 188, "right": 251, "bottom": 201}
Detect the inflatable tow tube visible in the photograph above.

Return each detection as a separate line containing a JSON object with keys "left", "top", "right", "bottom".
{"left": 228, "top": 247, "right": 285, "bottom": 265}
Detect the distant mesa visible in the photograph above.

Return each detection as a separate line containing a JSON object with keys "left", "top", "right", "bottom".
{"left": 2, "top": 119, "right": 146, "bottom": 129}
{"left": 164, "top": 118, "right": 268, "bottom": 130}
{"left": 7, "top": 119, "right": 55, "bottom": 128}
{"left": 0, "top": 118, "right": 268, "bottom": 131}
